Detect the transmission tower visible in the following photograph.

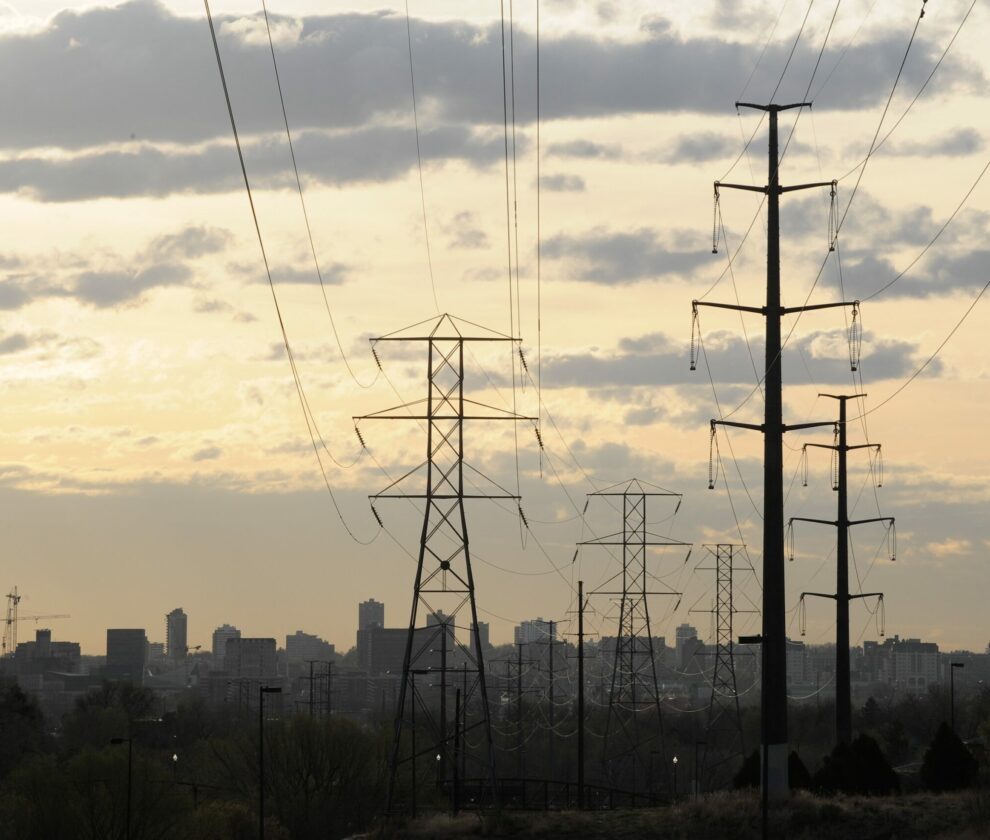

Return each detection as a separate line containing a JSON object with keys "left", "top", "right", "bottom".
{"left": 581, "top": 479, "right": 689, "bottom": 797}
{"left": 692, "top": 544, "right": 754, "bottom": 790}
{"left": 789, "top": 393, "right": 892, "bottom": 745}
{"left": 357, "top": 314, "right": 532, "bottom": 813}
{"left": 693, "top": 101, "right": 860, "bottom": 797}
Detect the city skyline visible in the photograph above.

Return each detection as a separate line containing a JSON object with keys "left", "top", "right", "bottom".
{"left": 0, "top": 0, "right": 988, "bottom": 660}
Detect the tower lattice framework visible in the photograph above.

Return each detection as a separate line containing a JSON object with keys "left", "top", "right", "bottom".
{"left": 581, "top": 479, "right": 689, "bottom": 797}
{"left": 358, "top": 314, "right": 532, "bottom": 813}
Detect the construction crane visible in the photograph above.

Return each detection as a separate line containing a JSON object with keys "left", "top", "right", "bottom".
{"left": 2, "top": 587, "right": 70, "bottom": 656}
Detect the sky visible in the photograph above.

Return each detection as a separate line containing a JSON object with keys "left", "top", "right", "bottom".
{"left": 1, "top": 0, "right": 989, "bottom": 658}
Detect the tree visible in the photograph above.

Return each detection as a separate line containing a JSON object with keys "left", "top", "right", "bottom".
{"left": 733, "top": 749, "right": 759, "bottom": 789}
{"left": 0, "top": 681, "right": 47, "bottom": 778}
{"left": 861, "top": 696, "right": 882, "bottom": 730}
{"left": 789, "top": 751, "right": 812, "bottom": 790}
{"left": 813, "top": 733, "right": 900, "bottom": 795}
{"left": 920, "top": 722, "right": 978, "bottom": 792}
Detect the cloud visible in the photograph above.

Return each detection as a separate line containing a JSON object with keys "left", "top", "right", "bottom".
{"left": 832, "top": 248, "right": 990, "bottom": 300}
{"left": 0, "top": 1, "right": 975, "bottom": 156}
{"left": 147, "top": 226, "right": 233, "bottom": 260}
{"left": 925, "top": 538, "right": 971, "bottom": 558}
{"left": 874, "top": 127, "right": 984, "bottom": 159}
{"left": 540, "top": 173, "right": 585, "bottom": 191}
{"left": 0, "top": 125, "right": 510, "bottom": 202}
{"left": 542, "top": 227, "right": 709, "bottom": 284}
{"left": 191, "top": 446, "right": 223, "bottom": 462}
{"left": 657, "top": 131, "right": 738, "bottom": 163}
{"left": 444, "top": 211, "right": 489, "bottom": 250}
{"left": 71, "top": 263, "right": 191, "bottom": 308}
{"left": 0, "top": 225, "right": 229, "bottom": 309}
{"left": 536, "top": 327, "right": 938, "bottom": 390}
{"left": 546, "top": 140, "right": 622, "bottom": 159}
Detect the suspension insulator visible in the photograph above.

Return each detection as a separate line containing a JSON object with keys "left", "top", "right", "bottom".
{"left": 571, "top": 549, "right": 579, "bottom": 564}
{"left": 712, "top": 184, "right": 721, "bottom": 254}
{"left": 371, "top": 344, "right": 383, "bottom": 371}
{"left": 889, "top": 521, "right": 897, "bottom": 562}
{"left": 876, "top": 446, "right": 884, "bottom": 488}
{"left": 371, "top": 504, "right": 383, "bottom": 527}
{"left": 518, "top": 505, "right": 529, "bottom": 529}
{"left": 787, "top": 520, "right": 795, "bottom": 562}
{"left": 828, "top": 180, "right": 838, "bottom": 252}
{"left": 690, "top": 303, "right": 700, "bottom": 372}
{"left": 849, "top": 302, "right": 862, "bottom": 372}
{"left": 707, "top": 422, "right": 717, "bottom": 490}
{"left": 534, "top": 426, "right": 544, "bottom": 449}
{"left": 801, "top": 446, "right": 809, "bottom": 488}
{"left": 355, "top": 425, "right": 366, "bottom": 448}
{"left": 518, "top": 347, "right": 529, "bottom": 372}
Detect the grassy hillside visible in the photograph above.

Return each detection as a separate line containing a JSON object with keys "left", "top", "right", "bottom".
{"left": 375, "top": 789, "right": 990, "bottom": 839}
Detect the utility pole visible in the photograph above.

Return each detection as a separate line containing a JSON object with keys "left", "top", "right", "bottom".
{"left": 692, "top": 544, "right": 754, "bottom": 789}
{"left": 581, "top": 479, "right": 689, "bottom": 796}
{"left": 359, "top": 314, "right": 534, "bottom": 813}
{"left": 694, "top": 101, "right": 856, "bottom": 797}
{"left": 791, "top": 393, "right": 891, "bottom": 744}
{"left": 577, "top": 582, "right": 586, "bottom": 808}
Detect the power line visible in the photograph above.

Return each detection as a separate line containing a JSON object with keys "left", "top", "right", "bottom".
{"left": 203, "top": 0, "right": 378, "bottom": 546}
{"left": 258, "top": 0, "right": 379, "bottom": 390}
{"left": 404, "top": 0, "right": 441, "bottom": 313}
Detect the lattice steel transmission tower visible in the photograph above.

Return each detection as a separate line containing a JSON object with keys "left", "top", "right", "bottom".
{"left": 581, "top": 479, "right": 689, "bottom": 797}
{"left": 357, "top": 314, "right": 532, "bottom": 814}
{"left": 790, "top": 393, "right": 892, "bottom": 745}
{"left": 693, "top": 544, "right": 754, "bottom": 789}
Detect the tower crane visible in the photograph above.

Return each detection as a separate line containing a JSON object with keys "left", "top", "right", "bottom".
{"left": 2, "top": 587, "right": 70, "bottom": 655}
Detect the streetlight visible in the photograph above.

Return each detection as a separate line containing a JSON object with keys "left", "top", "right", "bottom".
{"left": 950, "top": 662, "right": 965, "bottom": 734}
{"left": 259, "top": 685, "right": 282, "bottom": 840}
{"left": 109, "top": 737, "right": 132, "bottom": 840}
{"left": 740, "top": 633, "right": 767, "bottom": 840}
{"left": 672, "top": 756, "right": 678, "bottom": 800}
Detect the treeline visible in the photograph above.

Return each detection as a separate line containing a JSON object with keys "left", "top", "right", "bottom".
{"left": 0, "top": 681, "right": 387, "bottom": 839}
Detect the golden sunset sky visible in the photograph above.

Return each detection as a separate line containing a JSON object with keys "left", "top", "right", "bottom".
{"left": 1, "top": 0, "right": 988, "bottom": 657}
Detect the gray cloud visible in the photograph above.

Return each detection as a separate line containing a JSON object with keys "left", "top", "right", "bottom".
{"left": 869, "top": 127, "right": 984, "bottom": 159}
{"left": 543, "top": 227, "right": 709, "bottom": 284}
{"left": 0, "top": 125, "right": 509, "bottom": 202}
{"left": 546, "top": 140, "right": 623, "bottom": 159}
{"left": 444, "top": 211, "right": 489, "bottom": 250}
{"left": 0, "top": 224, "right": 228, "bottom": 309}
{"left": 537, "top": 328, "right": 938, "bottom": 391}
{"left": 540, "top": 173, "right": 585, "bottom": 191}
{"left": 0, "top": 1, "right": 974, "bottom": 156}
{"left": 191, "top": 446, "right": 223, "bottom": 462}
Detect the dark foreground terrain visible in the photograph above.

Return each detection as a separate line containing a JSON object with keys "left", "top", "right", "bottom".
{"left": 374, "top": 790, "right": 990, "bottom": 839}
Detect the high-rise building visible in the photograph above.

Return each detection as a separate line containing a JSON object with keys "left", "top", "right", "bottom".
{"left": 285, "top": 631, "right": 335, "bottom": 663}
{"left": 166, "top": 608, "right": 188, "bottom": 662}
{"left": 106, "top": 629, "right": 148, "bottom": 684}
{"left": 675, "top": 623, "right": 699, "bottom": 670}
{"left": 225, "top": 637, "right": 277, "bottom": 679}
{"left": 358, "top": 599, "right": 384, "bottom": 637}
{"left": 470, "top": 621, "right": 490, "bottom": 656}
{"left": 514, "top": 617, "right": 556, "bottom": 646}
{"left": 212, "top": 624, "right": 240, "bottom": 669}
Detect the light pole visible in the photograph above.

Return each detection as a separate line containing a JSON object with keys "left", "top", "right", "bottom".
{"left": 950, "top": 662, "right": 964, "bottom": 734}
{"left": 259, "top": 685, "right": 282, "bottom": 840}
{"left": 694, "top": 740, "right": 706, "bottom": 800}
{"left": 740, "top": 633, "right": 767, "bottom": 840}
{"left": 672, "top": 756, "right": 678, "bottom": 801}
{"left": 109, "top": 737, "right": 133, "bottom": 840}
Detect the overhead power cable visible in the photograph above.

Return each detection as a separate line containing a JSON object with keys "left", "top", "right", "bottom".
{"left": 404, "top": 0, "right": 441, "bottom": 312}
{"left": 203, "top": 0, "right": 378, "bottom": 545}
{"left": 259, "top": 0, "right": 379, "bottom": 390}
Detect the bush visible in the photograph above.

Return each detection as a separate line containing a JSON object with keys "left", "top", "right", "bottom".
{"left": 920, "top": 722, "right": 978, "bottom": 792}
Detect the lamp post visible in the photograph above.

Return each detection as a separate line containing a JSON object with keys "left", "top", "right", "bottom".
{"left": 259, "top": 685, "right": 282, "bottom": 840}
{"left": 672, "top": 756, "right": 678, "bottom": 801}
{"left": 740, "top": 633, "right": 767, "bottom": 840}
{"left": 109, "top": 737, "right": 133, "bottom": 840}
{"left": 950, "top": 662, "right": 964, "bottom": 734}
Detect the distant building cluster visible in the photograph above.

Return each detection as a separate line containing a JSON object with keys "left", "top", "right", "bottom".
{"left": 1, "top": 596, "right": 987, "bottom": 725}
